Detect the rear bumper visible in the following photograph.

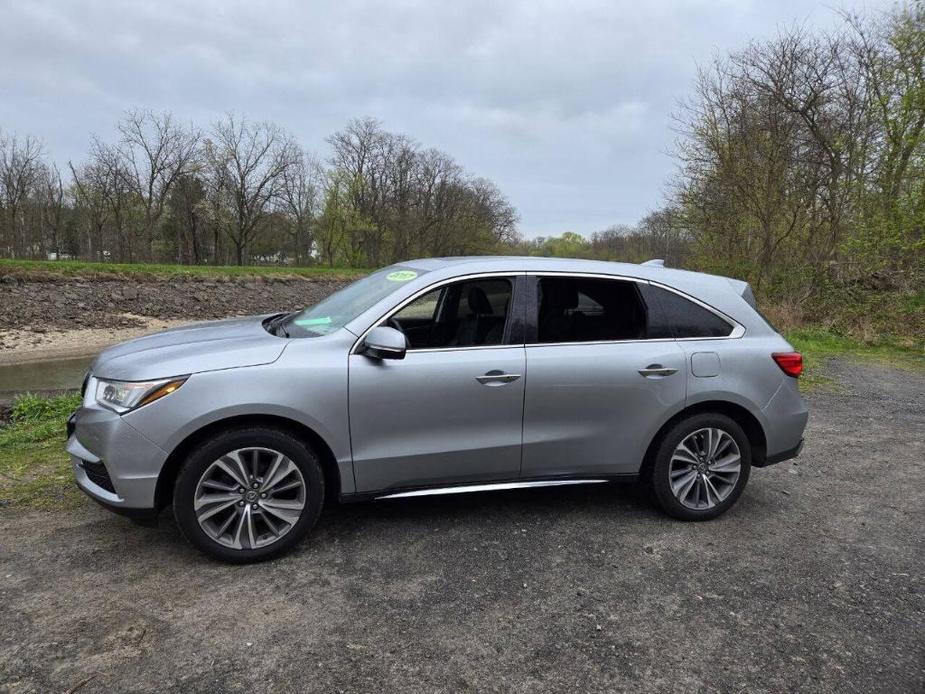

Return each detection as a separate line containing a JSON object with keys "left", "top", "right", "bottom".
{"left": 760, "top": 377, "right": 809, "bottom": 465}
{"left": 755, "top": 438, "right": 804, "bottom": 468}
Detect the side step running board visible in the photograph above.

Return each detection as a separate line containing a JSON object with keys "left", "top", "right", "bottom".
{"left": 376, "top": 479, "right": 609, "bottom": 500}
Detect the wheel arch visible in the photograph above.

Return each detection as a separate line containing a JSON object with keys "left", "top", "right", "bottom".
{"left": 639, "top": 400, "right": 768, "bottom": 480}
{"left": 154, "top": 414, "right": 343, "bottom": 511}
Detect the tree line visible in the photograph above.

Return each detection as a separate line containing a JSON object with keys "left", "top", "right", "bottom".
{"left": 1, "top": 2, "right": 921, "bottom": 307}
{"left": 521, "top": 3, "right": 923, "bottom": 301}
{"left": 0, "top": 115, "right": 517, "bottom": 267}
{"left": 670, "top": 1, "right": 924, "bottom": 298}
{"left": 511, "top": 209, "right": 689, "bottom": 268}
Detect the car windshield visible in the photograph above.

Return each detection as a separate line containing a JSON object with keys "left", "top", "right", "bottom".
{"left": 286, "top": 266, "right": 426, "bottom": 336}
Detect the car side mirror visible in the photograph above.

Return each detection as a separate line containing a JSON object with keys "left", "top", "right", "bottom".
{"left": 362, "top": 326, "right": 407, "bottom": 360}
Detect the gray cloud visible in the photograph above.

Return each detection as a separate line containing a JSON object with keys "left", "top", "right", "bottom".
{"left": 0, "top": 0, "right": 889, "bottom": 236}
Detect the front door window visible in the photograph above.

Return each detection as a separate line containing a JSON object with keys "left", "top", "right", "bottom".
{"left": 386, "top": 277, "right": 514, "bottom": 349}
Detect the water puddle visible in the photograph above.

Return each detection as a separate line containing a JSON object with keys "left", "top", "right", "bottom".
{"left": 0, "top": 356, "right": 93, "bottom": 404}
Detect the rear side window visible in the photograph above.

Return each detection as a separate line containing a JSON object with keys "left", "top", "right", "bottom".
{"left": 536, "top": 277, "right": 651, "bottom": 343}
{"left": 640, "top": 284, "right": 734, "bottom": 338}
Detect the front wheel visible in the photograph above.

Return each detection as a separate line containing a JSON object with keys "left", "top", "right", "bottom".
{"left": 173, "top": 427, "right": 325, "bottom": 563}
{"left": 649, "top": 413, "right": 751, "bottom": 521}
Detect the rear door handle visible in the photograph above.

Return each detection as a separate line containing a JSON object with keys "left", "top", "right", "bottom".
{"left": 476, "top": 371, "right": 522, "bottom": 386}
{"left": 638, "top": 364, "right": 678, "bottom": 378}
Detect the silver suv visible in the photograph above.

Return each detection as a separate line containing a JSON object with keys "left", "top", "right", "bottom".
{"left": 68, "top": 257, "right": 808, "bottom": 562}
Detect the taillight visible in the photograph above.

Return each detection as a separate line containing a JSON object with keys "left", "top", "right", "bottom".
{"left": 772, "top": 352, "right": 803, "bottom": 378}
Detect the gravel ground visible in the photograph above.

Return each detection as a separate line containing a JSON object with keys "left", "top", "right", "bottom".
{"left": 0, "top": 359, "right": 922, "bottom": 693}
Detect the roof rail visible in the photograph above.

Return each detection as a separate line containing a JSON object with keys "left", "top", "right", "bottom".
{"left": 641, "top": 259, "right": 665, "bottom": 267}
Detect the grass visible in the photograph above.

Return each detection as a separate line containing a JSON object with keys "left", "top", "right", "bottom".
{"left": 786, "top": 327, "right": 925, "bottom": 391}
{"left": 763, "top": 288, "right": 925, "bottom": 348}
{"left": 0, "top": 258, "right": 368, "bottom": 280}
{"left": 0, "top": 392, "right": 85, "bottom": 510}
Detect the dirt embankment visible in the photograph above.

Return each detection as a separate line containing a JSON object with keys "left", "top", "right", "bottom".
{"left": 0, "top": 271, "right": 350, "bottom": 364}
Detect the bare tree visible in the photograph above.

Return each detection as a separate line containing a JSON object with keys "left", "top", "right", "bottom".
{"left": 327, "top": 117, "right": 387, "bottom": 206}
{"left": 36, "top": 163, "right": 67, "bottom": 258}
{"left": 69, "top": 159, "right": 112, "bottom": 262}
{"left": 279, "top": 149, "right": 323, "bottom": 263}
{"left": 411, "top": 148, "right": 464, "bottom": 256}
{"left": 205, "top": 114, "right": 296, "bottom": 265}
{"left": 115, "top": 109, "right": 200, "bottom": 260}
{"left": 326, "top": 118, "right": 391, "bottom": 264}
{"left": 0, "top": 132, "right": 45, "bottom": 257}
{"left": 168, "top": 174, "right": 208, "bottom": 264}
{"left": 323, "top": 119, "right": 520, "bottom": 265}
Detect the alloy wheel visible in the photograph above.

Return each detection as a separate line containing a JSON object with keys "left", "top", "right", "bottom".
{"left": 668, "top": 427, "right": 741, "bottom": 510}
{"left": 194, "top": 447, "right": 307, "bottom": 550}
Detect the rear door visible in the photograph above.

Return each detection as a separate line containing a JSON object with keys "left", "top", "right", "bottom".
{"left": 520, "top": 274, "right": 687, "bottom": 478}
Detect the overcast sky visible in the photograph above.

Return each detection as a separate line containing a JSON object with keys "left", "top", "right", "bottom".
{"left": 0, "top": 0, "right": 891, "bottom": 237}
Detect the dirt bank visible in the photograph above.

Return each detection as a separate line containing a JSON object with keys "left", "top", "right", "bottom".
{"left": 0, "top": 273, "right": 350, "bottom": 363}
{"left": 0, "top": 316, "right": 191, "bottom": 365}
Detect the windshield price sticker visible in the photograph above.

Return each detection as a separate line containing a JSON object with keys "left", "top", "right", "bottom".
{"left": 386, "top": 270, "right": 418, "bottom": 282}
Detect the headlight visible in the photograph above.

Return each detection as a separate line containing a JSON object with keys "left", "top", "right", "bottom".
{"left": 95, "top": 376, "right": 188, "bottom": 413}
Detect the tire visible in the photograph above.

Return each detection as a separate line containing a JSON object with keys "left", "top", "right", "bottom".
{"left": 173, "top": 426, "right": 325, "bottom": 563}
{"left": 648, "top": 413, "right": 751, "bottom": 521}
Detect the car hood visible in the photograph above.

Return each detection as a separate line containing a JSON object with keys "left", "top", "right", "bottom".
{"left": 91, "top": 315, "right": 288, "bottom": 381}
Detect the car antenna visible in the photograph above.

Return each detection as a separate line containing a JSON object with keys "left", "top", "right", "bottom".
{"left": 641, "top": 259, "right": 665, "bottom": 267}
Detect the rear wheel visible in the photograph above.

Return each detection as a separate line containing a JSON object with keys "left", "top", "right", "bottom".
{"left": 649, "top": 413, "right": 751, "bottom": 521}
{"left": 173, "top": 427, "right": 324, "bottom": 563}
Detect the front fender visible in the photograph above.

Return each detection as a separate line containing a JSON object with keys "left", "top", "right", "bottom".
{"left": 123, "top": 356, "right": 352, "bottom": 489}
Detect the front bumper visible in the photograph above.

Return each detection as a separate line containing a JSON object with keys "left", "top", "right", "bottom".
{"left": 67, "top": 403, "right": 169, "bottom": 510}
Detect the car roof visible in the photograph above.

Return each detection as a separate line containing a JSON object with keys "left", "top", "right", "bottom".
{"left": 402, "top": 255, "right": 655, "bottom": 275}
{"left": 400, "top": 255, "right": 745, "bottom": 294}
{"left": 404, "top": 255, "right": 639, "bottom": 271}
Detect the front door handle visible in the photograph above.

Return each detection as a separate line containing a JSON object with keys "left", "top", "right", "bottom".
{"left": 638, "top": 364, "right": 678, "bottom": 378}
{"left": 476, "top": 370, "right": 522, "bottom": 386}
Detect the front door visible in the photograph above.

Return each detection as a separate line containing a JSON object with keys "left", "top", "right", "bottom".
{"left": 349, "top": 275, "right": 526, "bottom": 493}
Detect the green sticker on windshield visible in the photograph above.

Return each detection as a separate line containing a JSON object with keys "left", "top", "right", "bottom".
{"left": 294, "top": 316, "right": 332, "bottom": 327}
{"left": 386, "top": 270, "right": 418, "bottom": 282}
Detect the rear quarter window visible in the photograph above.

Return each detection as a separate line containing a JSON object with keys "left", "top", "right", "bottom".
{"left": 640, "top": 284, "right": 734, "bottom": 339}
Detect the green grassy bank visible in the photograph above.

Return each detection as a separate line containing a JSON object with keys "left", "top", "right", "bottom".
{"left": 0, "top": 393, "right": 83, "bottom": 510}
{"left": 786, "top": 327, "right": 925, "bottom": 391}
{"left": 0, "top": 258, "right": 368, "bottom": 280}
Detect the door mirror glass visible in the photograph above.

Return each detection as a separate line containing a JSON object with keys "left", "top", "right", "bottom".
{"left": 362, "top": 326, "right": 407, "bottom": 360}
